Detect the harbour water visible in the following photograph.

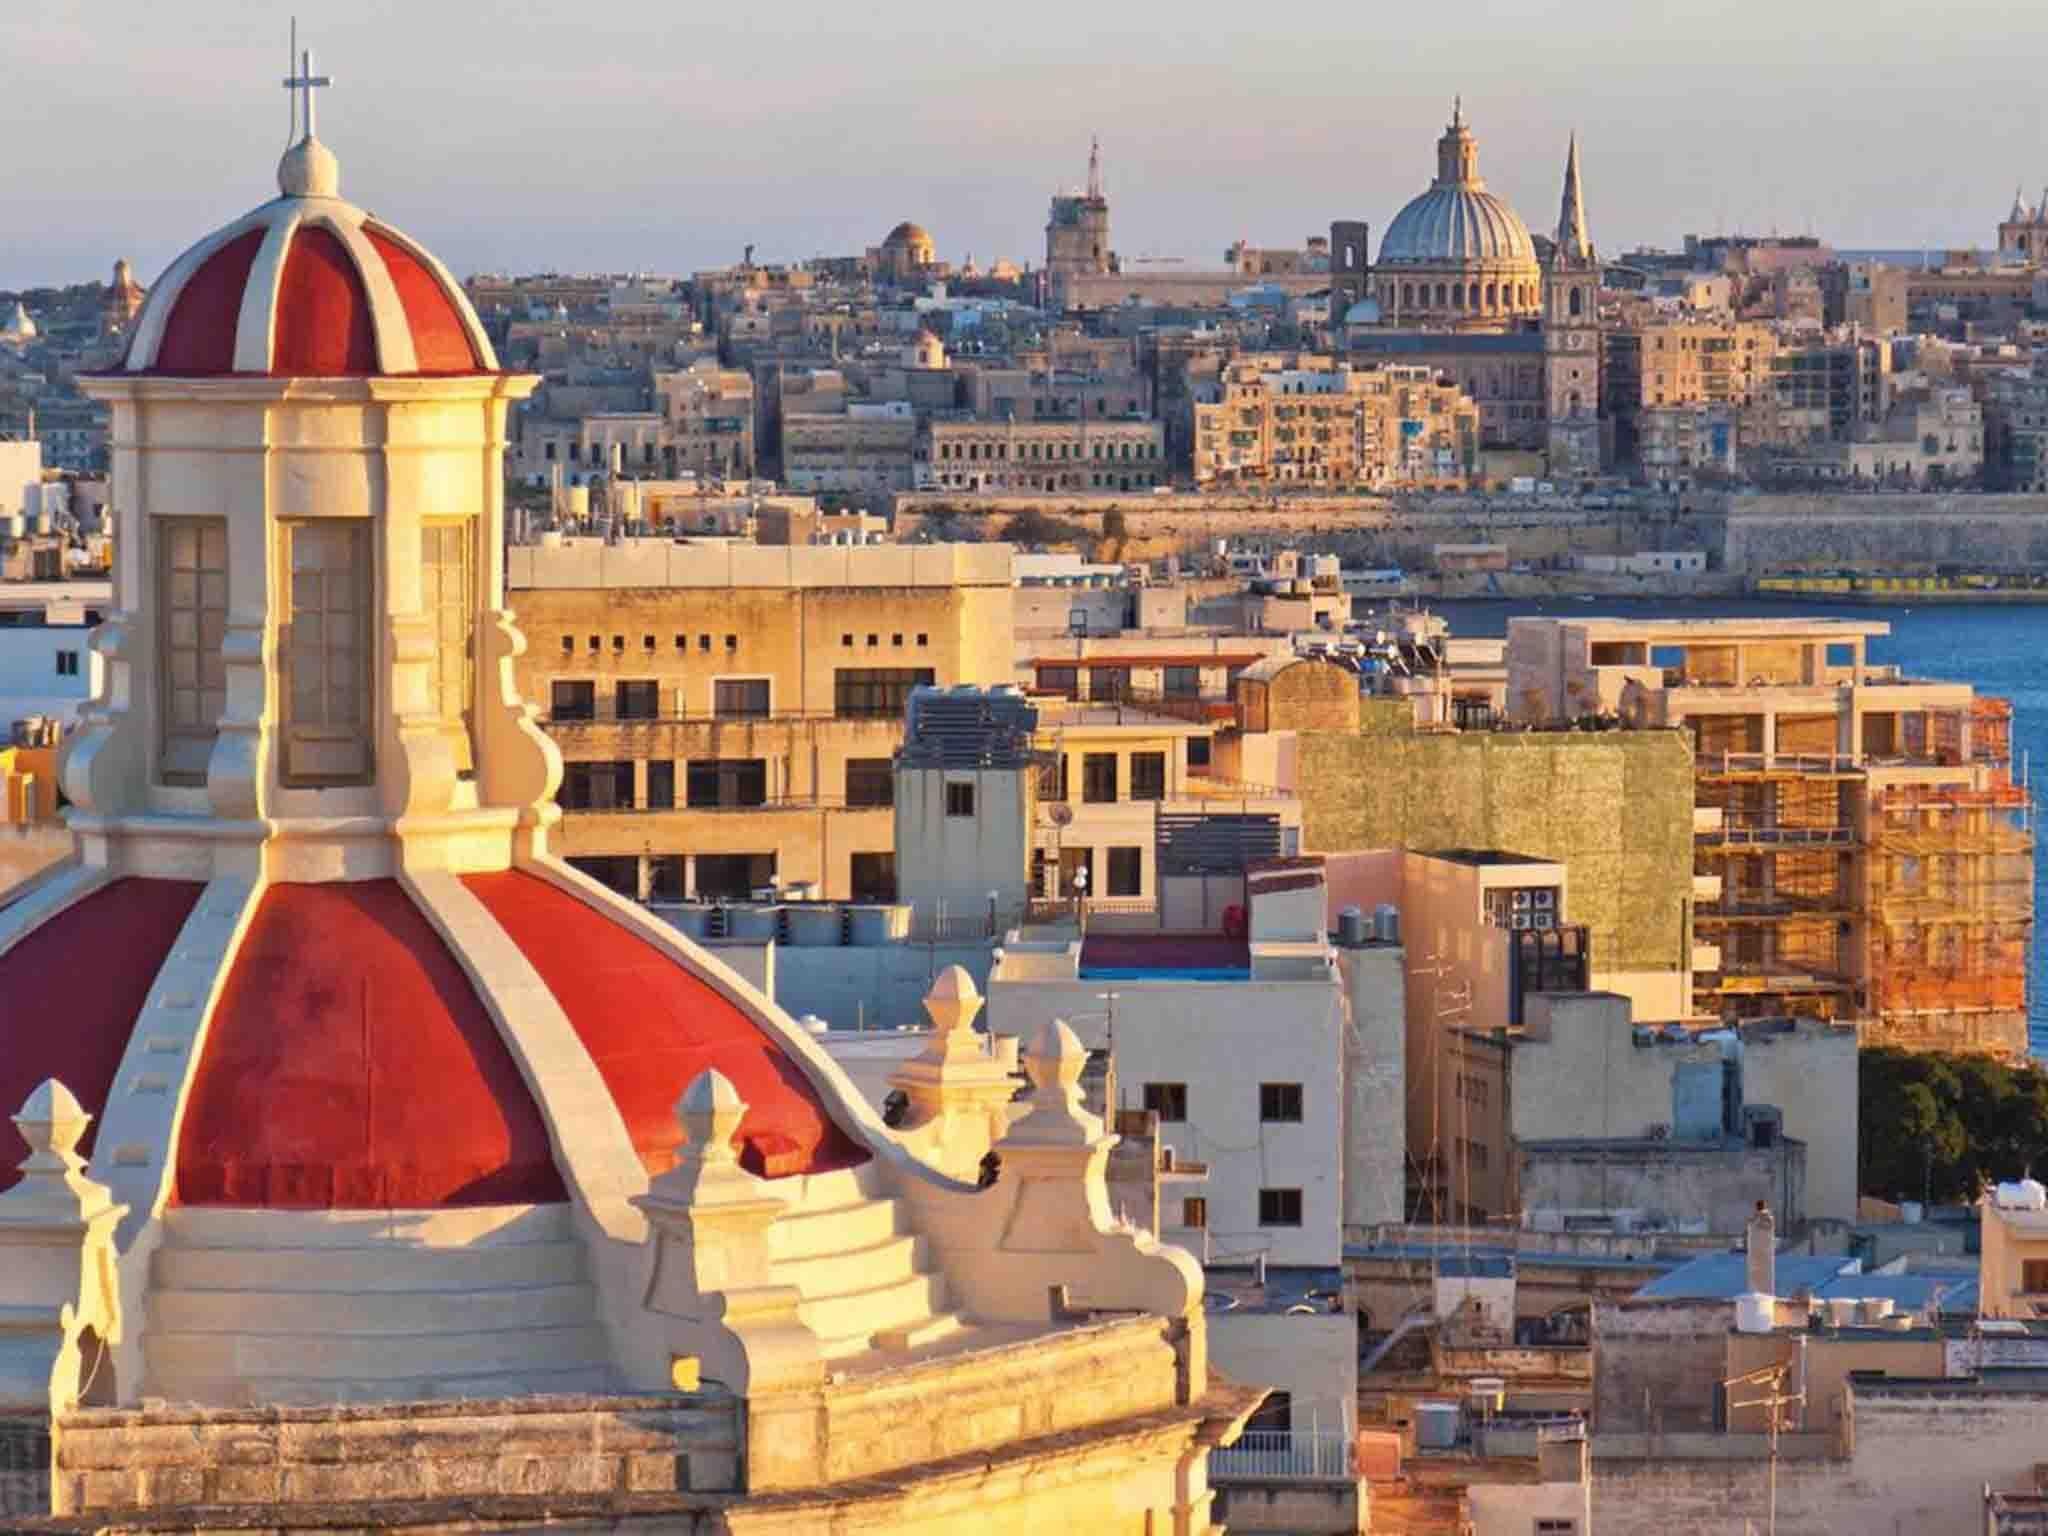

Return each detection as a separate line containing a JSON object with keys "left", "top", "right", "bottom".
{"left": 1432, "top": 597, "right": 2047, "bottom": 1056}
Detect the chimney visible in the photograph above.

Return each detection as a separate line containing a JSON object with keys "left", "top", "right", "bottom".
{"left": 1745, "top": 1201, "right": 1776, "bottom": 1297}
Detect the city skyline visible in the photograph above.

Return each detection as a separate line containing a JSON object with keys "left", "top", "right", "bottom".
{"left": 3, "top": 0, "right": 2047, "bottom": 289}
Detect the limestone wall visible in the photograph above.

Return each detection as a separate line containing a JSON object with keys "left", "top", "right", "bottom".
{"left": 1589, "top": 1383, "right": 2048, "bottom": 1535}
{"left": 1716, "top": 492, "right": 2048, "bottom": 574}
{"left": 51, "top": 1393, "right": 741, "bottom": 1517}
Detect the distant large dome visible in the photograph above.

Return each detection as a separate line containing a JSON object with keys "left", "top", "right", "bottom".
{"left": 1368, "top": 102, "right": 1544, "bottom": 330}
{"left": 1379, "top": 185, "right": 1535, "bottom": 266}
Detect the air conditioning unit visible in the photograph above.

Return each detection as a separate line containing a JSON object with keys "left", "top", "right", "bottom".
{"left": 1534, "top": 888, "right": 1556, "bottom": 909}
{"left": 1511, "top": 913, "right": 1532, "bottom": 930}
{"left": 1534, "top": 912, "right": 1555, "bottom": 930}
{"left": 1512, "top": 889, "right": 1532, "bottom": 910}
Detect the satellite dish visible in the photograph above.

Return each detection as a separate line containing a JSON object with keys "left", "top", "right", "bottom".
{"left": 1049, "top": 803, "right": 1074, "bottom": 827}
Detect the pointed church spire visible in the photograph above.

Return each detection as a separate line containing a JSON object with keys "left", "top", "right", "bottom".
{"left": 1452, "top": 95, "right": 1463, "bottom": 130}
{"left": 1086, "top": 136, "right": 1103, "bottom": 202}
{"left": 2035, "top": 186, "right": 2048, "bottom": 225}
{"left": 1555, "top": 133, "right": 1592, "bottom": 264}
{"left": 2013, "top": 186, "right": 2029, "bottom": 224}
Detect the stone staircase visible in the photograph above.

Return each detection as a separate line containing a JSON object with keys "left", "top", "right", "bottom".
{"left": 765, "top": 1162, "right": 966, "bottom": 1360}
{"left": 143, "top": 1204, "right": 617, "bottom": 1405}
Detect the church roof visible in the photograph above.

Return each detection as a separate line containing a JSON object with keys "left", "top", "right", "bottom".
{"left": 0, "top": 873, "right": 870, "bottom": 1210}
{"left": 121, "top": 138, "right": 495, "bottom": 378}
{"left": 1378, "top": 106, "right": 1537, "bottom": 270}
{"left": 885, "top": 221, "right": 934, "bottom": 248}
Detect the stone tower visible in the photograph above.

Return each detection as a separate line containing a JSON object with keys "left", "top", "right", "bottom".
{"left": 1044, "top": 137, "right": 1112, "bottom": 310}
{"left": 1543, "top": 133, "right": 1602, "bottom": 478}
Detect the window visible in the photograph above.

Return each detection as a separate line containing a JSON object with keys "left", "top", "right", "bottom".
{"left": 54, "top": 650, "right": 79, "bottom": 677}
{"left": 1186, "top": 736, "right": 1212, "bottom": 772}
{"left": 1130, "top": 752, "right": 1166, "bottom": 802}
{"left": 1038, "top": 665, "right": 1079, "bottom": 698}
{"left": 558, "top": 760, "right": 634, "bottom": 810}
{"left": 713, "top": 678, "right": 770, "bottom": 718}
{"left": 850, "top": 851, "right": 897, "bottom": 903}
{"left": 1107, "top": 846, "right": 1142, "bottom": 897}
{"left": 1088, "top": 666, "right": 1130, "bottom": 702}
{"left": 421, "top": 522, "right": 474, "bottom": 772}
{"left": 1143, "top": 1082, "right": 1187, "bottom": 1122}
{"left": 1260, "top": 1083, "right": 1305, "bottom": 1123}
{"left": 844, "top": 757, "right": 894, "bottom": 808}
{"left": 281, "top": 520, "right": 372, "bottom": 785}
{"left": 2023, "top": 1260, "right": 2048, "bottom": 1295}
{"left": 551, "top": 680, "right": 595, "bottom": 720}
{"left": 1534, "top": 1522, "right": 1579, "bottom": 1535}
{"left": 945, "top": 781, "right": 976, "bottom": 818}
{"left": 158, "top": 516, "right": 228, "bottom": 785}
{"left": 1081, "top": 752, "right": 1118, "bottom": 803}
{"left": 687, "top": 758, "right": 767, "bottom": 808}
{"left": 615, "top": 680, "right": 659, "bottom": 720}
{"left": 834, "top": 667, "right": 933, "bottom": 719}
{"left": 645, "top": 760, "right": 675, "bottom": 809}
{"left": 1164, "top": 664, "right": 1200, "bottom": 697}
{"left": 1259, "top": 1188, "right": 1304, "bottom": 1227}
{"left": 1180, "top": 1197, "right": 1207, "bottom": 1229}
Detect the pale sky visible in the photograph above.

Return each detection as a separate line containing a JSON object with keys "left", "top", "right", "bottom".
{"left": 2, "top": 0, "right": 2043, "bottom": 290}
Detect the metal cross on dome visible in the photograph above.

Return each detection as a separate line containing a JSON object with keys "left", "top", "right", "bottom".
{"left": 282, "top": 29, "right": 333, "bottom": 143}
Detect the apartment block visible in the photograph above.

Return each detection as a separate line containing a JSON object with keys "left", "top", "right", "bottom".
{"left": 1507, "top": 616, "right": 2032, "bottom": 1057}
{"left": 780, "top": 400, "right": 916, "bottom": 495}
{"left": 922, "top": 415, "right": 1164, "bottom": 493}
{"left": 505, "top": 538, "right": 1015, "bottom": 903}
{"left": 1190, "top": 360, "right": 1479, "bottom": 488}
{"left": 1605, "top": 318, "right": 1776, "bottom": 466}
{"left": 654, "top": 360, "right": 756, "bottom": 478}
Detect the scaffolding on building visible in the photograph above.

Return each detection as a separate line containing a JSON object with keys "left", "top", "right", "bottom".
{"left": 1694, "top": 769, "right": 1858, "bottom": 1021}
{"left": 1864, "top": 777, "right": 2034, "bottom": 1057}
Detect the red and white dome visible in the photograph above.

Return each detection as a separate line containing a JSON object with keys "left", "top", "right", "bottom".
{"left": 121, "top": 138, "right": 497, "bottom": 378}
{"left": 0, "top": 871, "right": 870, "bottom": 1210}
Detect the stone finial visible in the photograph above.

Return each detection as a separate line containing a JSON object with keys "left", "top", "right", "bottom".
{"left": 1002, "top": 1018, "right": 1103, "bottom": 1148}
{"left": 13, "top": 1079, "right": 92, "bottom": 1183}
{"left": 922, "top": 965, "right": 984, "bottom": 1037}
{"left": 677, "top": 1070, "right": 746, "bottom": 1169}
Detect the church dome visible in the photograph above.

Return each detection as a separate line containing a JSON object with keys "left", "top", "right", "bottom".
{"left": 1378, "top": 185, "right": 1536, "bottom": 267}
{"left": 0, "top": 871, "right": 871, "bottom": 1210}
{"left": 885, "top": 221, "right": 933, "bottom": 249}
{"left": 1377, "top": 103, "right": 1536, "bottom": 268}
{"left": 121, "top": 138, "right": 496, "bottom": 378}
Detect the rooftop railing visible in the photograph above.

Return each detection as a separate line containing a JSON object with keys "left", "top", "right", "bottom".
{"left": 1209, "top": 1430, "right": 1356, "bottom": 1483}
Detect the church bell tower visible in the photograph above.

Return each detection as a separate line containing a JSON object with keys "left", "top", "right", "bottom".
{"left": 1543, "top": 134, "right": 1602, "bottom": 479}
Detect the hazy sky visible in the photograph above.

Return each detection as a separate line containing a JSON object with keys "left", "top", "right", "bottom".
{"left": 3, "top": 0, "right": 2044, "bottom": 290}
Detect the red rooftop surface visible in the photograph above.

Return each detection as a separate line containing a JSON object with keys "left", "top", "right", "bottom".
{"left": 0, "top": 878, "right": 204, "bottom": 1191}
{"left": 465, "top": 871, "right": 870, "bottom": 1180}
{"left": 137, "top": 219, "right": 488, "bottom": 378}
{"left": 174, "top": 880, "right": 567, "bottom": 1209}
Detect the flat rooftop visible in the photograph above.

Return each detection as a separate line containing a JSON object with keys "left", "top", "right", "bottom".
{"left": 1512, "top": 615, "right": 1891, "bottom": 641}
{"left": 1078, "top": 933, "right": 1250, "bottom": 979}
{"left": 1426, "top": 849, "right": 1557, "bottom": 867}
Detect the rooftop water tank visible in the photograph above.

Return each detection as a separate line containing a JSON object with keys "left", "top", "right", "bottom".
{"left": 1337, "top": 906, "right": 1368, "bottom": 947}
{"left": 1734, "top": 1292, "right": 1774, "bottom": 1334}
{"left": 1374, "top": 903, "right": 1402, "bottom": 945}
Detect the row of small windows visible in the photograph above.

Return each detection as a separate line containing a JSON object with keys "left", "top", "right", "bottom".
{"left": 1382, "top": 279, "right": 1540, "bottom": 311}
{"left": 936, "top": 439, "right": 1158, "bottom": 462}
{"left": 1143, "top": 1081, "right": 1305, "bottom": 1124}
{"left": 1174, "top": 1191, "right": 1303, "bottom": 1229}
{"left": 558, "top": 631, "right": 930, "bottom": 656}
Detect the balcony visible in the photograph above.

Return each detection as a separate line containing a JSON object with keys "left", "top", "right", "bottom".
{"left": 1209, "top": 1429, "right": 1356, "bottom": 1482}
{"left": 1696, "top": 823, "right": 1853, "bottom": 849}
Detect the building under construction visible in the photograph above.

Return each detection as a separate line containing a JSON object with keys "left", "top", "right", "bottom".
{"left": 1506, "top": 617, "right": 2034, "bottom": 1058}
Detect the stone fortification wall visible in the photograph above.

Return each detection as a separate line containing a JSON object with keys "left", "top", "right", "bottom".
{"left": 50, "top": 1393, "right": 740, "bottom": 1517}
{"left": 893, "top": 493, "right": 1705, "bottom": 570}
{"left": 1589, "top": 1383, "right": 2048, "bottom": 1535}
{"left": 1715, "top": 492, "right": 2048, "bottom": 574}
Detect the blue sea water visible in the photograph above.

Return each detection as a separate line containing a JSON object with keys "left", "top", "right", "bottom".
{"left": 1431, "top": 597, "right": 2047, "bottom": 1055}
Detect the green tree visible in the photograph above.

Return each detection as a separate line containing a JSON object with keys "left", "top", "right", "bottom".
{"left": 1859, "top": 1047, "right": 2048, "bottom": 1204}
